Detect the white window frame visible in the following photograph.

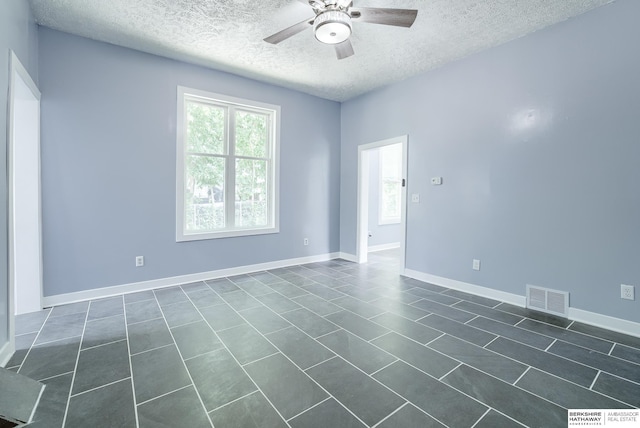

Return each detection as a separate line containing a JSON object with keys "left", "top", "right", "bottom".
{"left": 176, "top": 86, "right": 280, "bottom": 241}
{"left": 378, "top": 144, "right": 402, "bottom": 225}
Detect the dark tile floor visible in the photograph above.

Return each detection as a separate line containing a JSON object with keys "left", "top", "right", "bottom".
{"left": 6, "top": 250, "right": 640, "bottom": 427}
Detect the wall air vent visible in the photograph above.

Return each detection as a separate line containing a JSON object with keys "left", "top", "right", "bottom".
{"left": 526, "top": 284, "right": 569, "bottom": 317}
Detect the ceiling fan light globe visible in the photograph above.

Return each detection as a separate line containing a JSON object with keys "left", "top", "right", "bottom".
{"left": 314, "top": 11, "right": 352, "bottom": 44}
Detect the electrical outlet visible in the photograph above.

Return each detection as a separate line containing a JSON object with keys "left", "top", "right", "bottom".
{"left": 135, "top": 256, "right": 144, "bottom": 267}
{"left": 411, "top": 194, "right": 420, "bottom": 203}
{"left": 472, "top": 259, "right": 481, "bottom": 271}
{"left": 621, "top": 284, "right": 635, "bottom": 300}
{"left": 303, "top": 238, "right": 309, "bottom": 246}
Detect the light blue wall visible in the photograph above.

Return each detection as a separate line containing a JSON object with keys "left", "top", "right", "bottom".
{"left": 39, "top": 28, "right": 341, "bottom": 296}
{"left": 0, "top": 1, "right": 39, "bottom": 350}
{"left": 341, "top": 0, "right": 640, "bottom": 323}
{"left": 367, "top": 148, "right": 401, "bottom": 248}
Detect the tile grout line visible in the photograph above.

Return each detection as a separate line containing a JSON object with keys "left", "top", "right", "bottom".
{"left": 512, "top": 366, "right": 531, "bottom": 385}
{"left": 370, "top": 326, "right": 612, "bottom": 420}
{"left": 424, "top": 332, "right": 446, "bottom": 347}
{"left": 83, "top": 312, "right": 124, "bottom": 323}
{"left": 310, "top": 264, "right": 640, "bottom": 399}
{"left": 125, "top": 316, "right": 164, "bottom": 327}
{"left": 464, "top": 315, "right": 480, "bottom": 325}
{"left": 129, "top": 342, "right": 174, "bottom": 357}
{"left": 594, "top": 370, "right": 640, "bottom": 388}
{"left": 523, "top": 316, "right": 630, "bottom": 349}
{"left": 489, "top": 333, "right": 640, "bottom": 399}
{"left": 14, "top": 308, "right": 53, "bottom": 372}
{"left": 36, "top": 370, "right": 75, "bottom": 383}
{"left": 284, "top": 397, "right": 332, "bottom": 422}
{"left": 589, "top": 370, "right": 602, "bottom": 390}
{"left": 205, "top": 287, "right": 375, "bottom": 428}
{"left": 470, "top": 409, "right": 492, "bottom": 428}
{"left": 136, "top": 384, "right": 192, "bottom": 407}
{"left": 438, "top": 363, "right": 462, "bottom": 382}
{"left": 184, "top": 289, "right": 295, "bottom": 428}
{"left": 302, "top": 355, "right": 338, "bottom": 372}
{"left": 80, "top": 337, "right": 128, "bottom": 352}
{"left": 239, "top": 351, "right": 281, "bottom": 367}
{"left": 514, "top": 318, "right": 526, "bottom": 327}
{"left": 60, "top": 301, "right": 91, "bottom": 428}
{"left": 30, "top": 334, "right": 83, "bottom": 348}
{"left": 370, "top": 401, "right": 410, "bottom": 428}
{"left": 122, "top": 294, "right": 141, "bottom": 428}
{"left": 483, "top": 335, "right": 500, "bottom": 349}
{"left": 206, "top": 390, "right": 261, "bottom": 414}
{"left": 16, "top": 258, "right": 640, "bottom": 426}
{"left": 69, "top": 376, "right": 132, "bottom": 399}
{"left": 544, "top": 338, "right": 557, "bottom": 352}
{"left": 368, "top": 330, "right": 393, "bottom": 343}
{"left": 153, "top": 290, "right": 216, "bottom": 428}
{"left": 369, "top": 359, "right": 400, "bottom": 377}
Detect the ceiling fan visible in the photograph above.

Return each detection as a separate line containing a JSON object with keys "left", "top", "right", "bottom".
{"left": 264, "top": 0, "right": 418, "bottom": 60}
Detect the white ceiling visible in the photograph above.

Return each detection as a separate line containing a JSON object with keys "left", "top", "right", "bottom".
{"left": 29, "top": 0, "right": 614, "bottom": 102}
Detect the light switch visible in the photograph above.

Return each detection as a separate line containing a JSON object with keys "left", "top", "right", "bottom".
{"left": 431, "top": 177, "right": 443, "bottom": 185}
{"left": 411, "top": 194, "right": 420, "bottom": 203}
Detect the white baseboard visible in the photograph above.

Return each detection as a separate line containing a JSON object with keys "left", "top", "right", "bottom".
{"left": 40, "top": 257, "right": 640, "bottom": 339}
{"left": 403, "top": 269, "right": 640, "bottom": 339}
{"left": 404, "top": 269, "right": 525, "bottom": 307}
{"left": 568, "top": 308, "right": 640, "bottom": 338}
{"left": 367, "top": 242, "right": 401, "bottom": 252}
{"left": 43, "top": 252, "right": 340, "bottom": 308}
{"left": 0, "top": 341, "right": 15, "bottom": 368}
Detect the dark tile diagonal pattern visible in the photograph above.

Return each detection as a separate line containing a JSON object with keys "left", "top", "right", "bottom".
{"left": 7, "top": 250, "right": 640, "bottom": 427}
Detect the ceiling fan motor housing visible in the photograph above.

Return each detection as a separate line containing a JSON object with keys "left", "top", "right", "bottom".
{"left": 314, "top": 10, "right": 352, "bottom": 44}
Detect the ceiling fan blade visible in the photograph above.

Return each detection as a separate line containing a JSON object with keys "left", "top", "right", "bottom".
{"left": 264, "top": 18, "right": 314, "bottom": 44}
{"left": 335, "top": 39, "right": 355, "bottom": 60}
{"left": 350, "top": 7, "right": 418, "bottom": 28}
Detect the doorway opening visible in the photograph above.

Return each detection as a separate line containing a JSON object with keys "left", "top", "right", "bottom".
{"left": 356, "top": 135, "right": 408, "bottom": 273}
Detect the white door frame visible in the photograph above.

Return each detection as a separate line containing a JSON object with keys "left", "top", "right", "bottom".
{"left": 356, "top": 135, "right": 408, "bottom": 273}
{"left": 2, "top": 51, "right": 43, "bottom": 366}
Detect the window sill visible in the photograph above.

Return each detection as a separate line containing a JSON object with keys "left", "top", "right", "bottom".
{"left": 177, "top": 226, "right": 279, "bottom": 242}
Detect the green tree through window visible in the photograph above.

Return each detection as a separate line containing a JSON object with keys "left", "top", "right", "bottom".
{"left": 177, "top": 87, "right": 279, "bottom": 241}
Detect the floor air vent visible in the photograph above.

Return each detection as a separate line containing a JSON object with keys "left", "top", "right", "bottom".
{"left": 526, "top": 284, "right": 569, "bottom": 317}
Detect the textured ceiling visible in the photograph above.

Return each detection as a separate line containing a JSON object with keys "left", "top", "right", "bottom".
{"left": 29, "top": 0, "right": 614, "bottom": 101}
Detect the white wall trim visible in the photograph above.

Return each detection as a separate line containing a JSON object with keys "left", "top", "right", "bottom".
{"left": 43, "top": 252, "right": 340, "bottom": 307}
{"left": 0, "top": 342, "right": 16, "bottom": 367}
{"left": 368, "top": 242, "right": 401, "bottom": 253}
{"left": 403, "top": 269, "right": 640, "bottom": 339}
{"left": 338, "top": 252, "right": 358, "bottom": 263}
{"left": 4, "top": 51, "right": 42, "bottom": 367}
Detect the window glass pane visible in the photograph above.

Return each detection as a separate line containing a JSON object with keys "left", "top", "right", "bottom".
{"left": 235, "top": 159, "right": 268, "bottom": 227}
{"left": 235, "top": 110, "right": 268, "bottom": 158}
{"left": 380, "top": 144, "right": 401, "bottom": 179}
{"left": 382, "top": 180, "right": 401, "bottom": 218}
{"left": 380, "top": 144, "right": 402, "bottom": 223}
{"left": 186, "top": 101, "right": 225, "bottom": 154}
{"left": 185, "top": 155, "right": 225, "bottom": 231}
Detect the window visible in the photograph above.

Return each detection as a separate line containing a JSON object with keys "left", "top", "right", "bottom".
{"left": 177, "top": 86, "right": 279, "bottom": 241}
{"left": 378, "top": 143, "right": 402, "bottom": 225}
